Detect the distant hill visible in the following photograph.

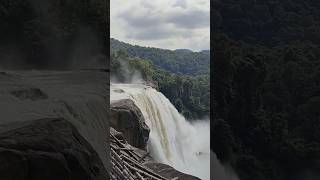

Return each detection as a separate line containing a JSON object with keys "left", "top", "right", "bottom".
{"left": 111, "top": 38, "right": 210, "bottom": 75}
{"left": 111, "top": 40, "right": 210, "bottom": 119}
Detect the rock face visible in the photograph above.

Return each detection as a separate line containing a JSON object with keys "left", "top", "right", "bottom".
{"left": 110, "top": 99, "right": 150, "bottom": 149}
{"left": 110, "top": 127, "right": 200, "bottom": 180}
{"left": 0, "top": 70, "right": 109, "bottom": 177}
{"left": 144, "top": 163, "right": 201, "bottom": 180}
{"left": 0, "top": 118, "right": 107, "bottom": 180}
{"left": 110, "top": 99, "right": 201, "bottom": 180}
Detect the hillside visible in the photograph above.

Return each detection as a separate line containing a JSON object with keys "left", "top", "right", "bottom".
{"left": 213, "top": 0, "right": 320, "bottom": 179}
{"left": 111, "top": 46, "right": 209, "bottom": 120}
{"left": 111, "top": 38, "right": 210, "bottom": 75}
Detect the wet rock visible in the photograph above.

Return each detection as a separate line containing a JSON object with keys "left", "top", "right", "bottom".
{"left": 110, "top": 99, "right": 150, "bottom": 149}
{"left": 0, "top": 118, "right": 107, "bottom": 180}
{"left": 0, "top": 70, "right": 109, "bottom": 176}
{"left": 112, "top": 88, "right": 125, "bottom": 93}
{"left": 110, "top": 101, "right": 201, "bottom": 180}
{"left": 144, "top": 162, "right": 201, "bottom": 180}
{"left": 10, "top": 88, "right": 48, "bottom": 101}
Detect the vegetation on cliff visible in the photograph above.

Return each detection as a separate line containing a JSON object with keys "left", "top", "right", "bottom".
{"left": 213, "top": 0, "right": 320, "bottom": 179}
{"left": 111, "top": 49, "right": 209, "bottom": 120}
{"left": 111, "top": 38, "right": 209, "bottom": 75}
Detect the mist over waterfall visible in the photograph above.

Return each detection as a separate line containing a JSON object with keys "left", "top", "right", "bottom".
{"left": 212, "top": 151, "right": 239, "bottom": 180}
{"left": 111, "top": 83, "right": 210, "bottom": 180}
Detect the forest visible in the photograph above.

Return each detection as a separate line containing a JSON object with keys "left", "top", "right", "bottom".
{"left": 110, "top": 42, "right": 210, "bottom": 120}
{"left": 111, "top": 38, "right": 210, "bottom": 75}
{"left": 213, "top": 0, "right": 320, "bottom": 179}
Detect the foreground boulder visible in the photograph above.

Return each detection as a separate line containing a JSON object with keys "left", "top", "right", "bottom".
{"left": 0, "top": 118, "right": 107, "bottom": 180}
{"left": 110, "top": 99, "right": 150, "bottom": 149}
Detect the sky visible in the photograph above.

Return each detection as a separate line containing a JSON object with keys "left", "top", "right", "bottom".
{"left": 111, "top": 0, "right": 210, "bottom": 51}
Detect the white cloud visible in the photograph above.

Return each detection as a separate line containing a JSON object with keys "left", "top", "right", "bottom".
{"left": 111, "top": 0, "right": 210, "bottom": 51}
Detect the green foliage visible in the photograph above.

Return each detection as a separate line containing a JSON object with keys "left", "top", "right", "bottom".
{"left": 154, "top": 70, "right": 210, "bottom": 119}
{"left": 111, "top": 38, "right": 210, "bottom": 75}
{"left": 111, "top": 51, "right": 154, "bottom": 83}
{"left": 214, "top": 0, "right": 320, "bottom": 178}
{"left": 111, "top": 50, "right": 210, "bottom": 120}
{"left": 212, "top": 32, "right": 320, "bottom": 180}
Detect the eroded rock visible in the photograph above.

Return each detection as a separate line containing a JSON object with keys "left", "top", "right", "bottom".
{"left": 0, "top": 118, "right": 107, "bottom": 180}
{"left": 110, "top": 99, "right": 150, "bottom": 149}
{"left": 10, "top": 88, "right": 48, "bottom": 101}
{"left": 144, "top": 163, "right": 201, "bottom": 180}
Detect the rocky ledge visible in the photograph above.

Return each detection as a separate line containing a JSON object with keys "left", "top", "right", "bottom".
{"left": 0, "top": 118, "right": 106, "bottom": 180}
{"left": 0, "top": 70, "right": 109, "bottom": 179}
{"left": 111, "top": 99, "right": 150, "bottom": 149}
{"left": 110, "top": 99, "right": 200, "bottom": 180}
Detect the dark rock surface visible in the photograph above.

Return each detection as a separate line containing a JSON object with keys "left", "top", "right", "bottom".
{"left": 0, "top": 70, "right": 109, "bottom": 178}
{"left": 144, "top": 163, "right": 201, "bottom": 180}
{"left": 110, "top": 127, "right": 153, "bottom": 163}
{"left": 110, "top": 127, "right": 200, "bottom": 180}
{"left": 0, "top": 118, "right": 107, "bottom": 180}
{"left": 10, "top": 88, "right": 48, "bottom": 101}
{"left": 110, "top": 99, "right": 150, "bottom": 149}
{"left": 110, "top": 101, "right": 201, "bottom": 180}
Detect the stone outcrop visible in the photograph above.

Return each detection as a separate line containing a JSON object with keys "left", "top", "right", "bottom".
{"left": 110, "top": 99, "right": 150, "bottom": 149}
{"left": 0, "top": 118, "right": 107, "bottom": 180}
{"left": 110, "top": 127, "right": 200, "bottom": 180}
{"left": 110, "top": 100, "right": 201, "bottom": 180}
{"left": 0, "top": 70, "right": 109, "bottom": 178}
{"left": 144, "top": 163, "right": 201, "bottom": 180}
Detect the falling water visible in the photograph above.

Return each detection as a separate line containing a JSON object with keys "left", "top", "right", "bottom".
{"left": 111, "top": 83, "right": 210, "bottom": 180}
{"left": 212, "top": 151, "right": 239, "bottom": 180}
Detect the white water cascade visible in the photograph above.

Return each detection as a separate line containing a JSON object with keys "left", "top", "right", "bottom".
{"left": 212, "top": 151, "right": 239, "bottom": 180}
{"left": 111, "top": 83, "right": 210, "bottom": 180}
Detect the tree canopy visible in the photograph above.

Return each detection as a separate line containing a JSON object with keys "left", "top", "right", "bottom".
{"left": 111, "top": 38, "right": 210, "bottom": 75}
{"left": 111, "top": 50, "right": 210, "bottom": 120}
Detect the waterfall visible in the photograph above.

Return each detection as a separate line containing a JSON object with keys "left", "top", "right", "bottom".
{"left": 211, "top": 151, "right": 239, "bottom": 180}
{"left": 111, "top": 83, "right": 210, "bottom": 180}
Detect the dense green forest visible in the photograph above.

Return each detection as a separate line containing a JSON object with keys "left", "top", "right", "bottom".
{"left": 213, "top": 0, "right": 320, "bottom": 179}
{"left": 111, "top": 48, "right": 210, "bottom": 120}
{"left": 111, "top": 38, "right": 210, "bottom": 75}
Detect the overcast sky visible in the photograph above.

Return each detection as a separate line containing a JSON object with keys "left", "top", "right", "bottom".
{"left": 111, "top": 0, "right": 210, "bottom": 51}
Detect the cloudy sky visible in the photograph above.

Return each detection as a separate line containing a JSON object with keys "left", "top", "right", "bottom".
{"left": 111, "top": 0, "right": 210, "bottom": 51}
